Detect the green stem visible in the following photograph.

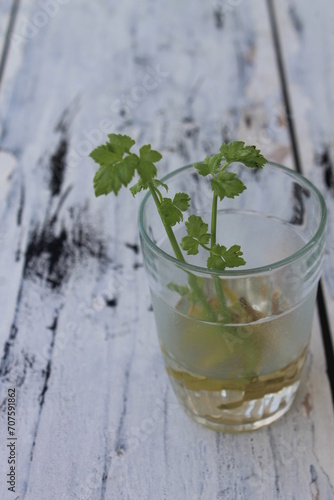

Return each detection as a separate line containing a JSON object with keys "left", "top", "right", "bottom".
{"left": 214, "top": 278, "right": 231, "bottom": 322}
{"left": 210, "top": 161, "right": 228, "bottom": 248}
{"left": 148, "top": 182, "right": 216, "bottom": 322}
{"left": 153, "top": 184, "right": 163, "bottom": 203}
{"left": 149, "top": 183, "right": 185, "bottom": 262}
{"left": 211, "top": 193, "right": 218, "bottom": 248}
{"left": 210, "top": 174, "right": 230, "bottom": 322}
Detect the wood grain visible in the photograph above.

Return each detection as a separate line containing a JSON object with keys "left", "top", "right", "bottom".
{"left": 0, "top": 0, "right": 333, "bottom": 498}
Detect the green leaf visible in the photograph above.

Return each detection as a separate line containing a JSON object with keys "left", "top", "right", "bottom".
{"left": 159, "top": 192, "right": 190, "bottom": 226}
{"left": 93, "top": 165, "right": 122, "bottom": 196}
{"left": 160, "top": 198, "right": 183, "bottom": 226}
{"left": 90, "top": 135, "right": 137, "bottom": 197}
{"left": 211, "top": 171, "right": 246, "bottom": 200}
{"left": 193, "top": 160, "right": 210, "bottom": 177}
{"left": 180, "top": 235, "right": 200, "bottom": 255}
{"left": 89, "top": 145, "right": 119, "bottom": 166}
{"left": 223, "top": 245, "right": 246, "bottom": 268}
{"left": 154, "top": 179, "right": 168, "bottom": 192}
{"left": 136, "top": 144, "right": 162, "bottom": 186}
{"left": 180, "top": 215, "right": 211, "bottom": 255}
{"left": 137, "top": 160, "right": 157, "bottom": 186}
{"left": 130, "top": 178, "right": 169, "bottom": 197}
{"left": 92, "top": 153, "right": 137, "bottom": 197}
{"left": 207, "top": 154, "right": 224, "bottom": 174}
{"left": 118, "top": 155, "right": 138, "bottom": 185}
{"left": 194, "top": 153, "right": 223, "bottom": 177}
{"left": 207, "top": 244, "right": 246, "bottom": 270}
{"left": 186, "top": 215, "right": 209, "bottom": 239}
{"left": 107, "top": 134, "right": 135, "bottom": 155}
{"left": 173, "top": 192, "right": 191, "bottom": 211}
{"left": 130, "top": 178, "right": 144, "bottom": 197}
{"left": 220, "top": 141, "right": 267, "bottom": 169}
{"left": 139, "top": 144, "right": 163, "bottom": 163}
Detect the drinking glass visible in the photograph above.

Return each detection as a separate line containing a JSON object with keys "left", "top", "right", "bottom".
{"left": 139, "top": 163, "right": 327, "bottom": 432}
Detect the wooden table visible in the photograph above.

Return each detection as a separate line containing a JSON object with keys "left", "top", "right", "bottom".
{"left": 0, "top": 1, "right": 334, "bottom": 498}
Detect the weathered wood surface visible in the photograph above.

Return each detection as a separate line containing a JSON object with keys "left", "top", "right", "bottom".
{"left": 274, "top": 0, "right": 334, "bottom": 346}
{"left": 0, "top": 0, "right": 333, "bottom": 499}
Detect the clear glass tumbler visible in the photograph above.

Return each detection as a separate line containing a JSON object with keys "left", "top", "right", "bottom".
{"left": 139, "top": 163, "right": 327, "bottom": 432}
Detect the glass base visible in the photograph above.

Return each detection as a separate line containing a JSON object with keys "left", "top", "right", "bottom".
{"left": 170, "top": 378, "right": 300, "bottom": 433}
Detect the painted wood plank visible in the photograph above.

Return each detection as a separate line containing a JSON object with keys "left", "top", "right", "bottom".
{"left": 0, "top": 0, "right": 333, "bottom": 499}
{"left": 273, "top": 0, "right": 334, "bottom": 346}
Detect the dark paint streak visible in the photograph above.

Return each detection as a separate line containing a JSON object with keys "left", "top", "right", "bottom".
{"left": 289, "top": 5, "right": 303, "bottom": 34}
{"left": 24, "top": 227, "right": 69, "bottom": 290}
{"left": 0, "top": 399, "right": 6, "bottom": 413}
{"left": 55, "top": 96, "right": 80, "bottom": 134}
{"left": 38, "top": 316, "right": 58, "bottom": 408}
{"left": 26, "top": 310, "right": 60, "bottom": 495}
{"left": 125, "top": 242, "right": 139, "bottom": 255}
{"left": 100, "top": 468, "right": 109, "bottom": 500}
{"left": 184, "top": 122, "right": 200, "bottom": 148}
{"left": 0, "top": 280, "right": 24, "bottom": 379}
{"left": 24, "top": 213, "right": 109, "bottom": 291}
{"left": 213, "top": 7, "right": 224, "bottom": 29}
{"left": 73, "top": 223, "right": 109, "bottom": 262}
{"left": 38, "top": 361, "right": 52, "bottom": 409}
{"left": 176, "top": 140, "right": 190, "bottom": 162}
{"left": 0, "top": 325, "right": 18, "bottom": 377}
{"left": 325, "top": 166, "right": 333, "bottom": 191}
{"left": 115, "top": 444, "right": 126, "bottom": 456}
{"left": 48, "top": 315, "right": 59, "bottom": 333}
{"left": 17, "top": 184, "right": 25, "bottom": 226}
{"left": 310, "top": 464, "right": 320, "bottom": 498}
{"left": 290, "top": 182, "right": 310, "bottom": 225}
{"left": 50, "top": 137, "right": 68, "bottom": 197}
{"left": 245, "top": 115, "right": 252, "bottom": 127}
{"left": 268, "top": 428, "right": 281, "bottom": 497}
{"left": 267, "top": 0, "right": 303, "bottom": 175}
{"left": 114, "top": 366, "right": 131, "bottom": 455}
{"left": 50, "top": 185, "right": 73, "bottom": 225}
{"left": 113, "top": 304, "right": 137, "bottom": 456}
{"left": 316, "top": 147, "right": 334, "bottom": 191}
{"left": 16, "top": 352, "right": 35, "bottom": 388}
{"left": 191, "top": 172, "right": 199, "bottom": 183}
{"left": 106, "top": 298, "right": 118, "bottom": 308}
{"left": 133, "top": 262, "right": 143, "bottom": 269}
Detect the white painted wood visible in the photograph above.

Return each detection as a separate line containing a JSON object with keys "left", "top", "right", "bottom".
{"left": 0, "top": 0, "right": 333, "bottom": 499}
{"left": 274, "top": 0, "right": 334, "bottom": 341}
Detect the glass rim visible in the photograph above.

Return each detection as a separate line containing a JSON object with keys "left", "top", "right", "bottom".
{"left": 138, "top": 162, "right": 327, "bottom": 277}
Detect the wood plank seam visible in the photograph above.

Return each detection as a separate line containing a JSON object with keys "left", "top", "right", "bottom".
{"left": 0, "top": 0, "right": 21, "bottom": 88}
